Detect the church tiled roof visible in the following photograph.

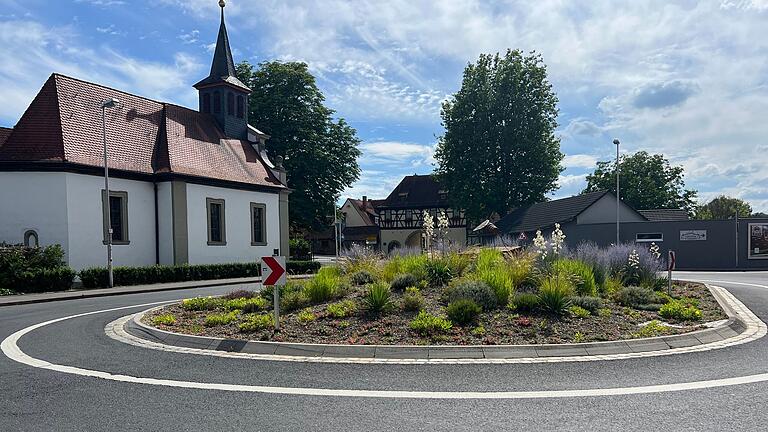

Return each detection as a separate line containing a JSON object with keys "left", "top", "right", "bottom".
{"left": 0, "top": 74, "right": 283, "bottom": 189}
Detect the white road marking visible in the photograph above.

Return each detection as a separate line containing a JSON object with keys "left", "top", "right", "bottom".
{"left": 2, "top": 285, "right": 768, "bottom": 399}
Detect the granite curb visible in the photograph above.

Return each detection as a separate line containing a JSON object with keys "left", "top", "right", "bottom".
{"left": 125, "top": 284, "right": 746, "bottom": 361}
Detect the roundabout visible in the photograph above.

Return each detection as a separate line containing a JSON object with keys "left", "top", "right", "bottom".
{"left": 2, "top": 272, "right": 768, "bottom": 430}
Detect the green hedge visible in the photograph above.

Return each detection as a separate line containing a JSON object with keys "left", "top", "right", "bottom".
{"left": 287, "top": 260, "right": 321, "bottom": 275}
{"left": 0, "top": 244, "right": 74, "bottom": 293}
{"left": 80, "top": 260, "right": 321, "bottom": 289}
{"left": 15, "top": 267, "right": 76, "bottom": 293}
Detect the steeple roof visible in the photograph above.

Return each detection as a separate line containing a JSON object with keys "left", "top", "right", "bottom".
{"left": 194, "top": 2, "right": 250, "bottom": 93}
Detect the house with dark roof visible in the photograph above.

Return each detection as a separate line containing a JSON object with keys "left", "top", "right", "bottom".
{"left": 338, "top": 196, "right": 382, "bottom": 249}
{"left": 375, "top": 174, "right": 467, "bottom": 252}
{"left": 0, "top": 2, "right": 289, "bottom": 270}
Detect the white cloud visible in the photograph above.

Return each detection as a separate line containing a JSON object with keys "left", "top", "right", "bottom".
{"left": 359, "top": 141, "right": 435, "bottom": 167}
{"left": 75, "top": 0, "right": 126, "bottom": 6}
{"left": 341, "top": 171, "right": 402, "bottom": 201}
{"left": 563, "top": 154, "right": 598, "bottom": 169}
{"left": 178, "top": 30, "right": 200, "bottom": 45}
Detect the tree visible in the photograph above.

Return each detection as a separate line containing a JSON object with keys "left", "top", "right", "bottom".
{"left": 582, "top": 151, "right": 697, "bottom": 215}
{"left": 696, "top": 196, "right": 752, "bottom": 220}
{"left": 435, "top": 50, "right": 563, "bottom": 222}
{"left": 236, "top": 61, "right": 361, "bottom": 229}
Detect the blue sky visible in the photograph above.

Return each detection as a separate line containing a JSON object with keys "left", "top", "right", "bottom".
{"left": 1, "top": 0, "right": 767, "bottom": 211}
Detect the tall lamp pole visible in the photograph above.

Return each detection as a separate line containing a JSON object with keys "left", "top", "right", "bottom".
{"left": 101, "top": 98, "right": 119, "bottom": 288}
{"left": 613, "top": 138, "right": 621, "bottom": 245}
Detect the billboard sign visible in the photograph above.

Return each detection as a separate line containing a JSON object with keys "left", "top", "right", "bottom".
{"left": 749, "top": 223, "right": 768, "bottom": 259}
{"left": 680, "top": 230, "right": 707, "bottom": 241}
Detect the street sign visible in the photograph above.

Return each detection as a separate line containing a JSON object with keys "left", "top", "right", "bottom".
{"left": 261, "top": 256, "right": 286, "bottom": 331}
{"left": 261, "top": 256, "right": 286, "bottom": 286}
{"left": 668, "top": 250, "right": 676, "bottom": 271}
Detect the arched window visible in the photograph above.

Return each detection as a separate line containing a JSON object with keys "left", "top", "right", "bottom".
{"left": 23, "top": 230, "right": 39, "bottom": 248}
{"left": 202, "top": 93, "right": 211, "bottom": 113}
{"left": 213, "top": 91, "right": 221, "bottom": 114}
{"left": 236, "top": 95, "right": 244, "bottom": 119}
{"left": 227, "top": 92, "right": 235, "bottom": 115}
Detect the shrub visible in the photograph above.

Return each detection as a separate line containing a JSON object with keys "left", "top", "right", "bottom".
{"left": 326, "top": 300, "right": 357, "bottom": 318}
{"left": 508, "top": 254, "right": 535, "bottom": 289}
{"left": 304, "top": 267, "right": 343, "bottom": 303}
{"left": 409, "top": 311, "right": 452, "bottom": 335}
{"left": 614, "top": 286, "right": 657, "bottom": 308}
{"left": 537, "top": 276, "right": 572, "bottom": 316}
{"left": 14, "top": 267, "right": 76, "bottom": 293}
{"left": 632, "top": 320, "right": 672, "bottom": 338}
{"left": 152, "top": 314, "right": 176, "bottom": 326}
{"left": 181, "top": 296, "right": 223, "bottom": 311}
{"left": 238, "top": 313, "right": 274, "bottom": 332}
{"left": 569, "top": 296, "right": 602, "bottom": 314}
{"left": 446, "top": 252, "right": 472, "bottom": 277}
{"left": 602, "top": 277, "right": 623, "bottom": 297}
{"left": 446, "top": 299, "right": 482, "bottom": 326}
{"left": 552, "top": 259, "right": 597, "bottom": 297}
{"left": 381, "top": 254, "right": 429, "bottom": 282}
{"left": 363, "top": 282, "right": 393, "bottom": 314}
{"left": 224, "top": 297, "right": 268, "bottom": 313}
{"left": 425, "top": 259, "right": 453, "bottom": 287}
{"left": 297, "top": 308, "right": 316, "bottom": 323}
{"left": 0, "top": 288, "right": 15, "bottom": 296}
{"left": 350, "top": 270, "right": 376, "bottom": 286}
{"left": 222, "top": 290, "right": 257, "bottom": 300}
{"left": 390, "top": 273, "right": 419, "bottom": 291}
{"left": 204, "top": 311, "right": 238, "bottom": 327}
{"left": 568, "top": 305, "right": 591, "bottom": 318}
{"left": 281, "top": 290, "right": 310, "bottom": 312}
{"left": 79, "top": 262, "right": 260, "bottom": 288}
{"left": 402, "top": 286, "right": 424, "bottom": 312}
{"left": 260, "top": 281, "right": 303, "bottom": 304}
{"left": 443, "top": 280, "right": 498, "bottom": 311}
{"left": 287, "top": 260, "right": 321, "bottom": 275}
{"left": 659, "top": 300, "right": 703, "bottom": 321}
{"left": 475, "top": 248, "right": 505, "bottom": 272}
{"left": 511, "top": 293, "right": 539, "bottom": 313}
{"left": 474, "top": 266, "right": 514, "bottom": 305}
{"left": 289, "top": 238, "right": 312, "bottom": 260}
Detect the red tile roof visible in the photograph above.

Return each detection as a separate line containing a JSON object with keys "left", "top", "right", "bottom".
{"left": 0, "top": 74, "right": 283, "bottom": 189}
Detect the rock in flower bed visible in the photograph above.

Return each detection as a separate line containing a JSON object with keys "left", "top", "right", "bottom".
{"left": 144, "top": 239, "right": 726, "bottom": 346}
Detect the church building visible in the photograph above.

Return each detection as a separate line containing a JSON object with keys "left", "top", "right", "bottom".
{"left": 0, "top": 1, "right": 289, "bottom": 270}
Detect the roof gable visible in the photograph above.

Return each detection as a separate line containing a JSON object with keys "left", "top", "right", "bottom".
{"left": 496, "top": 191, "right": 614, "bottom": 233}
{"left": 380, "top": 174, "right": 449, "bottom": 208}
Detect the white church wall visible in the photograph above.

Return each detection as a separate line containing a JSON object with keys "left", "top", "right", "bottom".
{"left": 156, "top": 181, "right": 174, "bottom": 265}
{"left": 65, "top": 173, "right": 156, "bottom": 271}
{"left": 0, "top": 171, "right": 69, "bottom": 256}
{"left": 185, "top": 183, "right": 280, "bottom": 264}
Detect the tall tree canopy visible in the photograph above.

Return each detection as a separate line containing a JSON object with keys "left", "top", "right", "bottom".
{"left": 582, "top": 151, "right": 697, "bottom": 215}
{"left": 434, "top": 50, "right": 563, "bottom": 222}
{"left": 696, "top": 195, "right": 752, "bottom": 219}
{"left": 236, "top": 61, "right": 361, "bottom": 229}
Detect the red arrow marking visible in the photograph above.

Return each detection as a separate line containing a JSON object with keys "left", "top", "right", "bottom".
{"left": 262, "top": 256, "right": 285, "bottom": 285}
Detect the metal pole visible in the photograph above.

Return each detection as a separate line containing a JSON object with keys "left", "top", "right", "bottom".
{"left": 735, "top": 211, "right": 739, "bottom": 268}
{"left": 334, "top": 199, "right": 340, "bottom": 260}
{"left": 102, "top": 105, "right": 113, "bottom": 288}
{"left": 614, "top": 139, "right": 620, "bottom": 245}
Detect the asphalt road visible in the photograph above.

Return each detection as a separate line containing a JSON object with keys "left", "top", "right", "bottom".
{"left": 1, "top": 272, "right": 767, "bottom": 431}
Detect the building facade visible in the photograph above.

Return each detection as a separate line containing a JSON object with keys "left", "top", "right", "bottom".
{"left": 0, "top": 3, "right": 290, "bottom": 270}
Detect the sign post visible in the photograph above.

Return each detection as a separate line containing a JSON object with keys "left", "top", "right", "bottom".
{"left": 261, "top": 256, "right": 286, "bottom": 330}
{"left": 667, "top": 250, "right": 676, "bottom": 296}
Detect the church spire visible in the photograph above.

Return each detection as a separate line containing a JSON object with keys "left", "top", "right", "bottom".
{"left": 193, "top": 0, "right": 250, "bottom": 92}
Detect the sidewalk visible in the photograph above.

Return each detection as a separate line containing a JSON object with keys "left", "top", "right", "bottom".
{"left": 0, "top": 275, "right": 312, "bottom": 307}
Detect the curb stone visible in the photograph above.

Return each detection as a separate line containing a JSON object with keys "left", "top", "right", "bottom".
{"left": 118, "top": 284, "right": 758, "bottom": 362}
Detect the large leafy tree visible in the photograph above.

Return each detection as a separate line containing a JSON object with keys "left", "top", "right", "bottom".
{"left": 696, "top": 195, "right": 752, "bottom": 219}
{"left": 435, "top": 50, "right": 563, "bottom": 222}
{"left": 236, "top": 61, "right": 361, "bottom": 229}
{"left": 582, "top": 151, "right": 697, "bottom": 215}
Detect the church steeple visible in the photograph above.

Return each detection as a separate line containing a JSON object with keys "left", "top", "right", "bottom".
{"left": 194, "top": 0, "right": 250, "bottom": 139}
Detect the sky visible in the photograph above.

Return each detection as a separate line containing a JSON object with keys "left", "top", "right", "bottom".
{"left": 0, "top": 0, "right": 767, "bottom": 211}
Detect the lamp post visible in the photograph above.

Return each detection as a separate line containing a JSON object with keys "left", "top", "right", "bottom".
{"left": 613, "top": 138, "right": 621, "bottom": 245}
{"left": 101, "top": 98, "right": 119, "bottom": 288}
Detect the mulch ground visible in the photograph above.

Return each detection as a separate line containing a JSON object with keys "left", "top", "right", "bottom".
{"left": 144, "top": 281, "right": 727, "bottom": 346}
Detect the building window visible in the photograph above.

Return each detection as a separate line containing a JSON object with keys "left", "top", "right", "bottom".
{"left": 213, "top": 91, "right": 221, "bottom": 114}
{"left": 636, "top": 233, "right": 663, "bottom": 243}
{"left": 102, "top": 190, "right": 129, "bottom": 244}
{"left": 23, "top": 230, "right": 39, "bottom": 248}
{"left": 250, "top": 203, "right": 267, "bottom": 245}
{"left": 202, "top": 93, "right": 211, "bottom": 113}
{"left": 237, "top": 95, "right": 244, "bottom": 119}
{"left": 227, "top": 92, "right": 235, "bottom": 115}
{"left": 207, "top": 198, "right": 226, "bottom": 245}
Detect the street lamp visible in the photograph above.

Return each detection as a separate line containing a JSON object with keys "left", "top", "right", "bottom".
{"left": 613, "top": 138, "right": 620, "bottom": 245}
{"left": 101, "top": 97, "right": 119, "bottom": 288}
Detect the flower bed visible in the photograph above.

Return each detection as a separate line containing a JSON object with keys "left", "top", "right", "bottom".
{"left": 144, "top": 236, "right": 727, "bottom": 346}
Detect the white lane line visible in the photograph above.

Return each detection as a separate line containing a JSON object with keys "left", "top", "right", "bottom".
{"left": 677, "top": 279, "right": 768, "bottom": 290}
{"left": 3, "top": 287, "right": 768, "bottom": 399}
